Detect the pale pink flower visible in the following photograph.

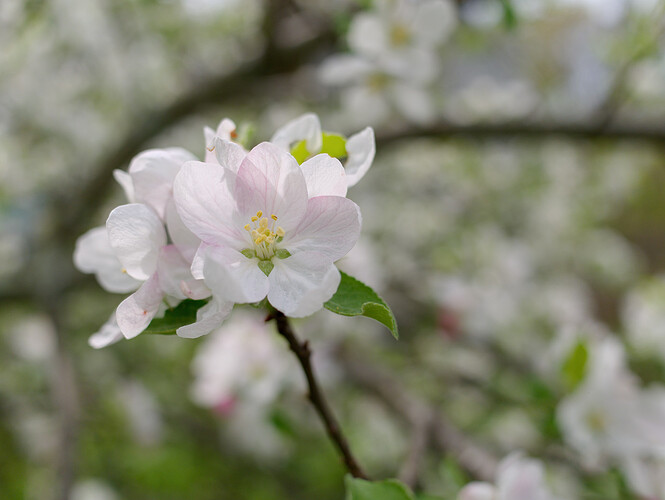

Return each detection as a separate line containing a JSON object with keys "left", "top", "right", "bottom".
{"left": 174, "top": 141, "right": 361, "bottom": 317}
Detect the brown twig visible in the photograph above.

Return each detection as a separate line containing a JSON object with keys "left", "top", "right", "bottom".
{"left": 267, "top": 310, "right": 369, "bottom": 479}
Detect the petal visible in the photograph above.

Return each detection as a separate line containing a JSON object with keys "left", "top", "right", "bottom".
{"left": 412, "top": 0, "right": 457, "bottom": 47}
{"left": 156, "top": 245, "right": 196, "bottom": 300}
{"left": 73, "top": 226, "right": 141, "bottom": 293}
{"left": 212, "top": 138, "right": 246, "bottom": 172}
{"left": 457, "top": 483, "right": 495, "bottom": 500}
{"left": 270, "top": 113, "right": 322, "bottom": 154}
{"left": 190, "top": 243, "right": 207, "bottom": 280}
{"left": 107, "top": 203, "right": 167, "bottom": 280}
{"left": 173, "top": 161, "right": 246, "bottom": 249}
{"left": 113, "top": 169, "right": 135, "bottom": 203}
{"left": 318, "top": 55, "right": 372, "bottom": 86}
{"left": 116, "top": 274, "right": 163, "bottom": 339}
{"left": 348, "top": 13, "right": 389, "bottom": 56}
{"left": 88, "top": 313, "right": 124, "bottom": 349}
{"left": 128, "top": 147, "right": 197, "bottom": 219}
{"left": 344, "top": 127, "right": 375, "bottom": 187}
{"left": 300, "top": 154, "right": 347, "bottom": 198}
{"left": 165, "top": 199, "right": 200, "bottom": 263}
{"left": 202, "top": 246, "right": 269, "bottom": 303}
{"left": 268, "top": 253, "right": 341, "bottom": 317}
{"left": 204, "top": 118, "right": 237, "bottom": 163}
{"left": 235, "top": 142, "right": 308, "bottom": 232}
{"left": 284, "top": 196, "right": 361, "bottom": 262}
{"left": 176, "top": 298, "right": 233, "bottom": 339}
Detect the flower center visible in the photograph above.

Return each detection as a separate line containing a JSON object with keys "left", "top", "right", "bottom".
{"left": 243, "top": 211, "right": 285, "bottom": 261}
{"left": 390, "top": 24, "right": 411, "bottom": 46}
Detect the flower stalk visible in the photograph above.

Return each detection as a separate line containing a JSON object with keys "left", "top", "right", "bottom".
{"left": 267, "top": 310, "right": 368, "bottom": 480}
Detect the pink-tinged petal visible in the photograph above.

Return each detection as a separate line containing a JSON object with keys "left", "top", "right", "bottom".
{"left": 128, "top": 147, "right": 197, "bottom": 219}
{"left": 270, "top": 113, "right": 322, "bottom": 153}
{"left": 212, "top": 138, "right": 246, "bottom": 172}
{"left": 235, "top": 142, "right": 308, "bottom": 231}
{"left": 497, "top": 454, "right": 549, "bottom": 500}
{"left": 173, "top": 161, "right": 246, "bottom": 249}
{"left": 74, "top": 226, "right": 141, "bottom": 293}
{"left": 457, "top": 483, "right": 495, "bottom": 500}
{"left": 107, "top": 203, "right": 166, "bottom": 281}
{"left": 116, "top": 274, "right": 163, "bottom": 339}
{"left": 165, "top": 199, "right": 200, "bottom": 263}
{"left": 344, "top": 127, "right": 375, "bottom": 187}
{"left": 204, "top": 118, "right": 237, "bottom": 163}
{"left": 180, "top": 277, "right": 211, "bottom": 300}
{"left": 113, "top": 169, "right": 135, "bottom": 202}
{"left": 300, "top": 154, "right": 347, "bottom": 198}
{"left": 88, "top": 313, "right": 124, "bottom": 349}
{"left": 203, "top": 246, "right": 269, "bottom": 303}
{"left": 176, "top": 298, "right": 233, "bottom": 339}
{"left": 156, "top": 245, "right": 196, "bottom": 300}
{"left": 190, "top": 243, "right": 208, "bottom": 280}
{"left": 268, "top": 252, "right": 340, "bottom": 317}
{"left": 285, "top": 196, "right": 361, "bottom": 262}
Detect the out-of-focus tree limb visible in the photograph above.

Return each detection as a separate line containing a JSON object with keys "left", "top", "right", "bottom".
{"left": 341, "top": 348, "right": 499, "bottom": 482}
{"left": 376, "top": 118, "right": 665, "bottom": 147}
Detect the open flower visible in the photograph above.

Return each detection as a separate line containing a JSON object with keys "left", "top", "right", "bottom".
{"left": 106, "top": 203, "right": 228, "bottom": 339}
{"left": 174, "top": 141, "right": 361, "bottom": 317}
{"left": 269, "top": 113, "right": 375, "bottom": 188}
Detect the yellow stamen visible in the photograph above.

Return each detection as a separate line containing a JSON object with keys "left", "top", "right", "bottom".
{"left": 244, "top": 224, "right": 251, "bottom": 231}
{"left": 256, "top": 210, "right": 263, "bottom": 218}
{"left": 260, "top": 217, "right": 269, "bottom": 227}
{"left": 271, "top": 214, "right": 278, "bottom": 221}
{"left": 251, "top": 216, "right": 258, "bottom": 222}
{"left": 276, "top": 227, "right": 285, "bottom": 237}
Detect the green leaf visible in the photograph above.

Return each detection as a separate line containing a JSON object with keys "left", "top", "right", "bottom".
{"left": 324, "top": 272, "right": 398, "bottom": 339}
{"left": 320, "top": 132, "right": 347, "bottom": 159}
{"left": 345, "top": 476, "right": 415, "bottom": 500}
{"left": 143, "top": 299, "right": 208, "bottom": 335}
{"left": 561, "top": 340, "right": 589, "bottom": 391}
{"left": 499, "top": 0, "right": 518, "bottom": 30}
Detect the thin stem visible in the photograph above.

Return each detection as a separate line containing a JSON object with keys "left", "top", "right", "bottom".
{"left": 267, "top": 310, "right": 369, "bottom": 479}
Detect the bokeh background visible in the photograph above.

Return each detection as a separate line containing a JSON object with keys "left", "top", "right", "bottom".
{"left": 3, "top": 0, "right": 665, "bottom": 499}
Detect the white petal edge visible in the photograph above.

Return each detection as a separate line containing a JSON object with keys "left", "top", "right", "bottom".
{"left": 116, "top": 274, "right": 164, "bottom": 339}
{"left": 202, "top": 246, "right": 269, "bottom": 303}
{"left": 176, "top": 298, "right": 233, "bottom": 339}
{"left": 107, "top": 203, "right": 167, "bottom": 281}
{"left": 344, "top": 127, "right": 375, "bottom": 188}
{"left": 88, "top": 313, "right": 125, "bottom": 349}
{"left": 300, "top": 154, "right": 347, "bottom": 198}
{"left": 270, "top": 113, "right": 322, "bottom": 154}
{"left": 268, "top": 253, "right": 341, "bottom": 317}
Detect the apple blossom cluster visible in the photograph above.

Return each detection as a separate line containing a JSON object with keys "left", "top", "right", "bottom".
{"left": 458, "top": 453, "right": 562, "bottom": 500}
{"left": 556, "top": 335, "right": 665, "bottom": 499}
{"left": 74, "top": 114, "right": 375, "bottom": 347}
{"left": 319, "top": 0, "right": 457, "bottom": 125}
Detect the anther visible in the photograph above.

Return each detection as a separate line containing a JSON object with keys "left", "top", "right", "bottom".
{"left": 244, "top": 224, "right": 251, "bottom": 231}
{"left": 271, "top": 214, "right": 278, "bottom": 221}
{"left": 256, "top": 210, "right": 263, "bottom": 218}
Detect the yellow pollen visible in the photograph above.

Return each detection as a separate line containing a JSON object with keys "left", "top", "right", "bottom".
{"left": 271, "top": 214, "right": 278, "bottom": 221}
{"left": 244, "top": 224, "right": 251, "bottom": 231}
{"left": 256, "top": 210, "right": 263, "bottom": 218}
{"left": 251, "top": 216, "right": 258, "bottom": 222}
{"left": 260, "top": 217, "right": 269, "bottom": 227}
{"left": 121, "top": 268, "right": 127, "bottom": 274}
{"left": 244, "top": 211, "right": 286, "bottom": 260}
{"left": 255, "top": 234, "right": 266, "bottom": 244}
{"left": 276, "top": 227, "right": 285, "bottom": 237}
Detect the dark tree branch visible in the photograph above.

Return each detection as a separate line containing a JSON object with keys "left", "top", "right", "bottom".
{"left": 376, "top": 118, "right": 665, "bottom": 147}
{"left": 267, "top": 310, "right": 369, "bottom": 480}
{"left": 341, "top": 349, "right": 498, "bottom": 482}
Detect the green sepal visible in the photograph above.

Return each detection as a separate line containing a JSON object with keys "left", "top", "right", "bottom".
{"left": 143, "top": 299, "right": 209, "bottom": 335}
{"left": 320, "top": 132, "right": 347, "bottom": 159}
{"left": 345, "top": 476, "right": 415, "bottom": 500}
{"left": 324, "top": 271, "right": 398, "bottom": 339}
{"left": 258, "top": 260, "right": 274, "bottom": 276}
{"left": 275, "top": 249, "right": 291, "bottom": 259}
{"left": 240, "top": 248, "right": 256, "bottom": 259}
{"left": 291, "top": 140, "right": 311, "bottom": 164}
